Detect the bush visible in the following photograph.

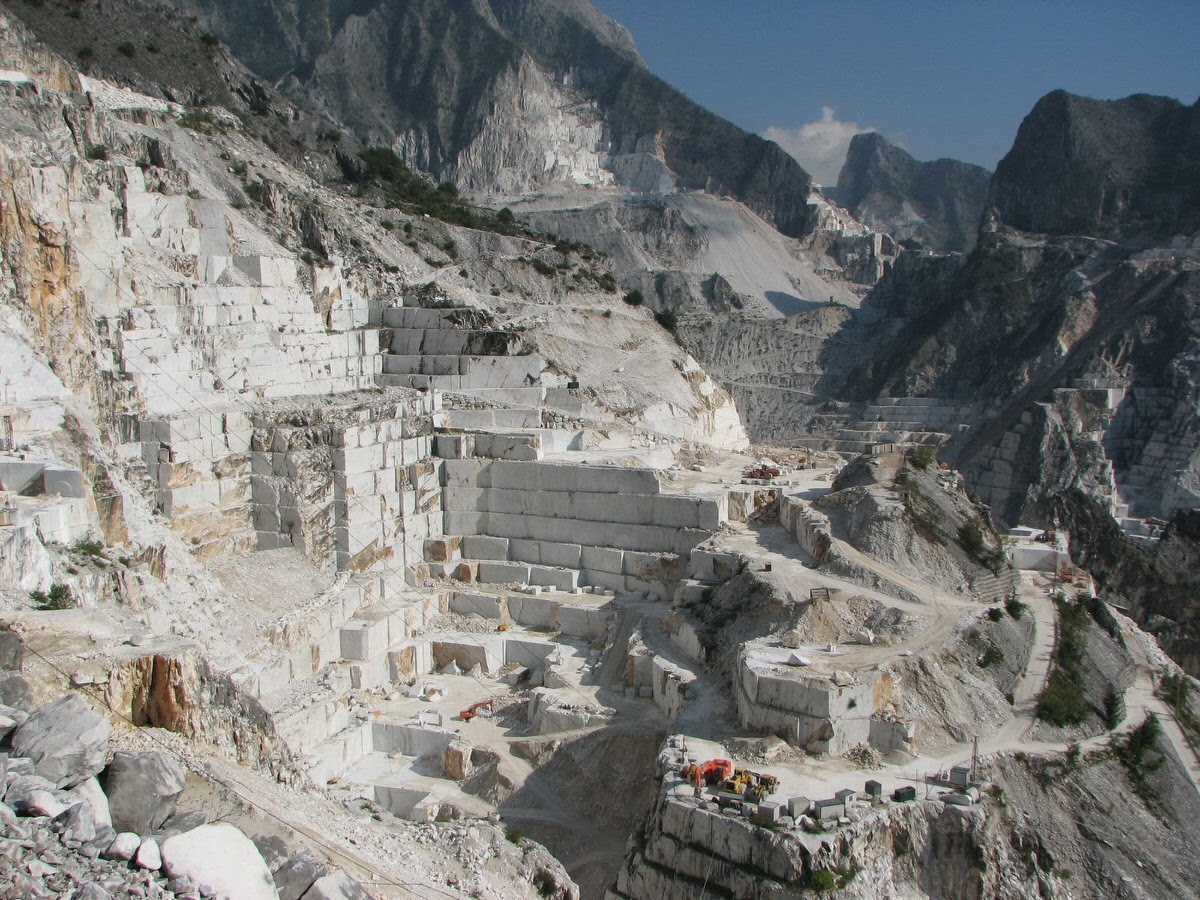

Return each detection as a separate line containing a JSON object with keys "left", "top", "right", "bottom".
{"left": 1114, "top": 713, "right": 1164, "bottom": 803}
{"left": 1103, "top": 685, "right": 1123, "bottom": 730}
{"left": 910, "top": 444, "right": 936, "bottom": 469}
{"left": 32, "top": 583, "right": 73, "bottom": 610}
{"left": 806, "top": 870, "right": 837, "bottom": 891}
{"left": 1037, "top": 597, "right": 1090, "bottom": 726}
{"left": 654, "top": 309, "right": 678, "bottom": 331}
{"left": 623, "top": 289, "right": 644, "bottom": 306}
{"left": 959, "top": 521, "right": 985, "bottom": 555}
{"left": 116, "top": 41, "right": 136, "bottom": 58}
{"left": 497, "top": 207, "right": 515, "bottom": 225}
{"left": 1005, "top": 595, "right": 1027, "bottom": 620}
{"left": 200, "top": 32, "right": 221, "bottom": 49}
{"left": 987, "top": 607, "right": 1004, "bottom": 622}
{"left": 980, "top": 644, "right": 1004, "bottom": 667}
{"left": 76, "top": 46, "right": 94, "bottom": 62}
{"left": 504, "top": 826, "right": 523, "bottom": 844}
{"left": 73, "top": 538, "right": 104, "bottom": 559}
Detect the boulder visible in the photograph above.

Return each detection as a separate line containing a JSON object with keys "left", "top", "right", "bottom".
{"left": 11, "top": 693, "right": 110, "bottom": 787}
{"left": 103, "top": 832, "right": 141, "bottom": 862}
{"left": 161, "top": 809, "right": 207, "bottom": 834}
{"left": 4, "top": 774, "right": 58, "bottom": 809}
{"left": 0, "top": 703, "right": 28, "bottom": 740}
{"left": 54, "top": 798, "right": 97, "bottom": 843}
{"left": 73, "top": 776, "right": 113, "bottom": 830}
{"left": 136, "top": 837, "right": 163, "bottom": 870}
{"left": 0, "top": 671, "right": 33, "bottom": 711}
{"left": 300, "top": 871, "right": 372, "bottom": 900}
{"left": 103, "top": 750, "right": 186, "bottom": 833}
{"left": 443, "top": 741, "right": 473, "bottom": 780}
{"left": 0, "top": 628, "right": 22, "bottom": 671}
{"left": 14, "top": 787, "right": 69, "bottom": 818}
{"left": 161, "top": 824, "right": 277, "bottom": 900}
{"left": 275, "top": 851, "right": 328, "bottom": 900}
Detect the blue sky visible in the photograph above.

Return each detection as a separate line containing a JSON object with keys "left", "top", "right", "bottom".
{"left": 589, "top": 1, "right": 1200, "bottom": 184}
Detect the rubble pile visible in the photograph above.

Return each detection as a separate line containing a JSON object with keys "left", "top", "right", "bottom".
{"left": 0, "top": 683, "right": 372, "bottom": 900}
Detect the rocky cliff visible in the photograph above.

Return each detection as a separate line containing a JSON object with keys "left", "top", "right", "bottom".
{"left": 834, "top": 132, "right": 991, "bottom": 253}
{"left": 153, "top": 0, "right": 819, "bottom": 237}
{"left": 988, "top": 90, "right": 1200, "bottom": 238}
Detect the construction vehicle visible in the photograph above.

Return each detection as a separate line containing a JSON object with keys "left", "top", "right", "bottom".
{"left": 459, "top": 698, "right": 496, "bottom": 721}
{"left": 680, "top": 759, "right": 733, "bottom": 797}
{"left": 721, "top": 767, "right": 779, "bottom": 803}
{"left": 745, "top": 466, "right": 781, "bottom": 480}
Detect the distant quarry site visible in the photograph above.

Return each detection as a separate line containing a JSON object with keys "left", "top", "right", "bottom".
{"left": 1, "top": 2, "right": 1200, "bottom": 899}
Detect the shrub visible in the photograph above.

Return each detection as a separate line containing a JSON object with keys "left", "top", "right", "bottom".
{"left": 1114, "top": 713, "right": 1164, "bottom": 803}
{"left": 1103, "top": 686, "right": 1123, "bottom": 730}
{"left": 1005, "top": 595, "right": 1027, "bottom": 620}
{"left": 959, "top": 521, "right": 985, "bottom": 555}
{"left": 200, "top": 32, "right": 221, "bottom": 49}
{"left": 654, "top": 309, "right": 678, "bottom": 331}
{"left": 497, "top": 207, "right": 515, "bottom": 225}
{"left": 504, "top": 826, "right": 523, "bottom": 844}
{"left": 73, "top": 538, "right": 104, "bottom": 559}
{"left": 76, "top": 46, "right": 94, "bottom": 62}
{"left": 910, "top": 444, "right": 936, "bottom": 469}
{"left": 806, "top": 870, "right": 837, "bottom": 891}
{"left": 530, "top": 258, "right": 555, "bottom": 277}
{"left": 987, "top": 607, "right": 1004, "bottom": 622}
{"left": 1037, "top": 597, "right": 1090, "bottom": 727}
{"left": 116, "top": 41, "right": 136, "bottom": 58}
{"left": 623, "top": 289, "right": 644, "bottom": 306}
{"left": 980, "top": 644, "right": 1004, "bottom": 667}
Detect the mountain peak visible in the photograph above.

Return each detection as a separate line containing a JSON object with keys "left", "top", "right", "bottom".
{"left": 989, "top": 89, "right": 1200, "bottom": 237}
{"left": 835, "top": 132, "right": 991, "bottom": 253}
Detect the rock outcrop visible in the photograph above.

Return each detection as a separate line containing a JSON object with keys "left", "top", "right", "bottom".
{"left": 158, "top": 0, "right": 818, "bottom": 237}
{"left": 835, "top": 132, "right": 991, "bottom": 253}
{"left": 988, "top": 90, "right": 1200, "bottom": 238}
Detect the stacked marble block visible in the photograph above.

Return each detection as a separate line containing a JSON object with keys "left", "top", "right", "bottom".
{"left": 139, "top": 407, "right": 256, "bottom": 559}
{"left": 447, "top": 590, "right": 614, "bottom": 641}
{"left": 250, "top": 394, "right": 444, "bottom": 582}
{"left": 264, "top": 584, "right": 448, "bottom": 766}
{"left": 116, "top": 173, "right": 379, "bottom": 417}
{"left": 434, "top": 433, "right": 721, "bottom": 599}
{"left": 376, "top": 306, "right": 552, "bottom": 394}
{"left": 735, "top": 649, "right": 909, "bottom": 755}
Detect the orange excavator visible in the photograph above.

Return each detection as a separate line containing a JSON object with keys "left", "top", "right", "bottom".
{"left": 459, "top": 698, "right": 496, "bottom": 721}
{"left": 680, "top": 759, "right": 733, "bottom": 797}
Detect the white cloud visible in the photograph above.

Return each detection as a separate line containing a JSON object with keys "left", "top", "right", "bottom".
{"left": 762, "top": 107, "right": 877, "bottom": 187}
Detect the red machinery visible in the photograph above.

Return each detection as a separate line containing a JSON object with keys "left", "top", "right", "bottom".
{"left": 680, "top": 759, "right": 733, "bottom": 796}
{"left": 459, "top": 698, "right": 496, "bottom": 721}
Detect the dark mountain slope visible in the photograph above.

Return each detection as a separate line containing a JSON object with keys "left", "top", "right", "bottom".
{"left": 156, "top": 0, "right": 818, "bottom": 237}
{"left": 989, "top": 90, "right": 1200, "bottom": 238}
{"left": 835, "top": 132, "right": 991, "bottom": 253}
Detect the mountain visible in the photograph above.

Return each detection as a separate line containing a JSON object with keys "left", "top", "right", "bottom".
{"left": 155, "top": 0, "right": 818, "bottom": 238}
{"left": 834, "top": 131, "right": 991, "bottom": 253}
{"left": 989, "top": 89, "right": 1200, "bottom": 238}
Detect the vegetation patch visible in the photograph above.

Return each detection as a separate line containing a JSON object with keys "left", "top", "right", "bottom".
{"left": 1037, "top": 595, "right": 1091, "bottom": 726}
{"left": 1157, "top": 671, "right": 1200, "bottom": 749}
{"left": 1113, "top": 713, "right": 1165, "bottom": 804}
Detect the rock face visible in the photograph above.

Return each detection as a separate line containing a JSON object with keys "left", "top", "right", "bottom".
{"left": 11, "top": 693, "right": 111, "bottom": 787}
{"left": 158, "top": 0, "right": 817, "bottom": 237}
{"left": 834, "top": 132, "right": 991, "bottom": 253}
{"left": 989, "top": 90, "right": 1200, "bottom": 238}
{"left": 103, "top": 751, "right": 188, "bottom": 835}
